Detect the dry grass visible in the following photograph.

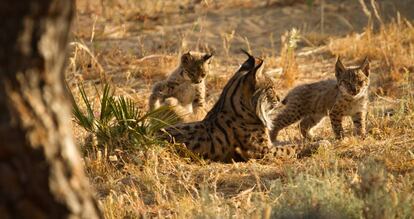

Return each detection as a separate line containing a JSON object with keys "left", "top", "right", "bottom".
{"left": 69, "top": 0, "right": 414, "bottom": 218}
{"left": 329, "top": 18, "right": 414, "bottom": 96}
{"left": 279, "top": 28, "right": 300, "bottom": 88}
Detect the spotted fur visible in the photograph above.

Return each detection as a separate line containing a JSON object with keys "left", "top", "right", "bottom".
{"left": 149, "top": 51, "right": 213, "bottom": 121}
{"left": 162, "top": 50, "right": 317, "bottom": 162}
{"left": 270, "top": 57, "right": 370, "bottom": 141}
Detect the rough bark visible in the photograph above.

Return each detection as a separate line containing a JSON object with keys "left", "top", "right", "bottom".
{"left": 0, "top": 0, "right": 102, "bottom": 218}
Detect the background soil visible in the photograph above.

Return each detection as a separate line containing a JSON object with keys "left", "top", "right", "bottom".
{"left": 68, "top": 1, "right": 414, "bottom": 217}
{"left": 70, "top": 0, "right": 414, "bottom": 109}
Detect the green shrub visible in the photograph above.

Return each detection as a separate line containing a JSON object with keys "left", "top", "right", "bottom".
{"left": 269, "top": 172, "right": 363, "bottom": 219}
{"left": 71, "top": 84, "right": 179, "bottom": 152}
{"left": 268, "top": 159, "right": 414, "bottom": 219}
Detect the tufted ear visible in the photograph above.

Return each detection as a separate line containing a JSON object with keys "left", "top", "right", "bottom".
{"left": 181, "top": 51, "right": 192, "bottom": 65}
{"left": 254, "top": 58, "right": 264, "bottom": 72}
{"left": 240, "top": 49, "right": 255, "bottom": 71}
{"left": 335, "top": 56, "right": 346, "bottom": 79}
{"left": 202, "top": 52, "right": 213, "bottom": 62}
{"left": 245, "top": 57, "right": 264, "bottom": 89}
{"left": 360, "top": 56, "right": 370, "bottom": 77}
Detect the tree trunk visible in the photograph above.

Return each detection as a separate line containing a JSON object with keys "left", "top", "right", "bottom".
{"left": 0, "top": 1, "right": 102, "bottom": 218}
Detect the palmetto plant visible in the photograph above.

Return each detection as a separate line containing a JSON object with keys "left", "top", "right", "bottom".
{"left": 72, "top": 84, "right": 179, "bottom": 152}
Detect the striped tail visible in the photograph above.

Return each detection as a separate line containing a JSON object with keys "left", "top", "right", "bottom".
{"left": 235, "top": 141, "right": 326, "bottom": 160}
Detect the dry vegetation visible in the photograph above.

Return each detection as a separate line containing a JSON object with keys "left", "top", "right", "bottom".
{"left": 69, "top": 0, "right": 414, "bottom": 218}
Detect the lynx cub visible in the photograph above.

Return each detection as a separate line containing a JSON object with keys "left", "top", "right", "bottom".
{"left": 270, "top": 57, "right": 370, "bottom": 141}
{"left": 149, "top": 51, "right": 213, "bottom": 121}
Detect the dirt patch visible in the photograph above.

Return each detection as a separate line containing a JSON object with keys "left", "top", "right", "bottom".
{"left": 70, "top": 1, "right": 414, "bottom": 218}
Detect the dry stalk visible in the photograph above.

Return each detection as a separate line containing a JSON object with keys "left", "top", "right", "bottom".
{"left": 69, "top": 41, "right": 108, "bottom": 83}
{"left": 359, "top": 0, "right": 373, "bottom": 30}
{"left": 370, "top": 0, "right": 384, "bottom": 27}
{"left": 280, "top": 28, "right": 300, "bottom": 88}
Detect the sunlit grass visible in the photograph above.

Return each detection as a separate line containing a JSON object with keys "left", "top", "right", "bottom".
{"left": 70, "top": 0, "right": 414, "bottom": 218}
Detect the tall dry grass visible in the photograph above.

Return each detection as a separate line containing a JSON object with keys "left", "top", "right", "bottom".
{"left": 74, "top": 24, "right": 414, "bottom": 218}
{"left": 329, "top": 17, "right": 414, "bottom": 96}
{"left": 69, "top": 1, "right": 414, "bottom": 218}
{"left": 279, "top": 28, "right": 301, "bottom": 88}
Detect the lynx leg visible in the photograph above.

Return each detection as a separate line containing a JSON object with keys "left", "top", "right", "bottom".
{"left": 192, "top": 84, "right": 207, "bottom": 120}
{"left": 164, "top": 97, "right": 179, "bottom": 107}
{"left": 148, "top": 93, "right": 160, "bottom": 111}
{"left": 299, "top": 114, "right": 324, "bottom": 139}
{"left": 329, "top": 109, "right": 344, "bottom": 139}
{"left": 149, "top": 82, "right": 164, "bottom": 111}
{"left": 164, "top": 97, "right": 190, "bottom": 121}
{"left": 352, "top": 111, "right": 366, "bottom": 138}
{"left": 270, "top": 109, "right": 302, "bottom": 142}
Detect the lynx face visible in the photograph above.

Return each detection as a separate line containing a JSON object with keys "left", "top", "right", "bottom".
{"left": 335, "top": 57, "right": 370, "bottom": 98}
{"left": 181, "top": 51, "right": 213, "bottom": 84}
{"left": 254, "top": 85, "right": 281, "bottom": 130}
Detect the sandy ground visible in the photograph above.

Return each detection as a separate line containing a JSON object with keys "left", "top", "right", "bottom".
{"left": 74, "top": 0, "right": 414, "bottom": 54}
{"left": 67, "top": 2, "right": 414, "bottom": 217}
{"left": 69, "top": 0, "right": 414, "bottom": 119}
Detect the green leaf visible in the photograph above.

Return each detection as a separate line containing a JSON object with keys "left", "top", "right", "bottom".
{"left": 71, "top": 83, "right": 180, "bottom": 153}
